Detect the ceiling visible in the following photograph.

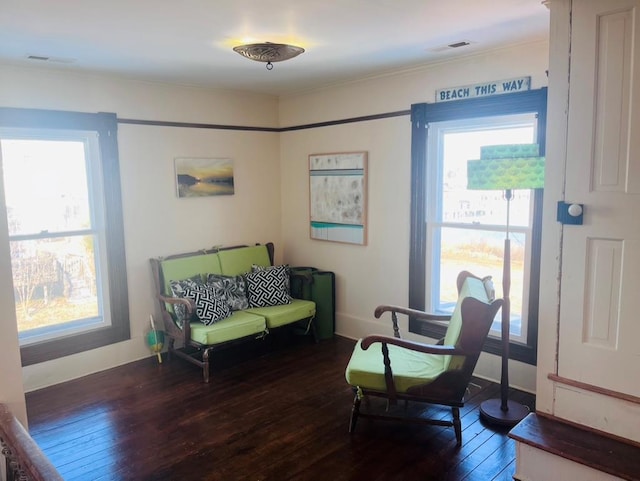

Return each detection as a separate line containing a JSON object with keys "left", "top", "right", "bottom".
{"left": 0, "top": 1, "right": 550, "bottom": 96}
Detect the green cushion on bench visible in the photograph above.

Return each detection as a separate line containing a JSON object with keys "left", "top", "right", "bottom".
{"left": 160, "top": 253, "right": 222, "bottom": 295}
{"left": 246, "top": 299, "right": 316, "bottom": 329}
{"left": 345, "top": 339, "right": 446, "bottom": 393}
{"left": 189, "top": 310, "right": 267, "bottom": 345}
{"left": 218, "top": 245, "right": 271, "bottom": 276}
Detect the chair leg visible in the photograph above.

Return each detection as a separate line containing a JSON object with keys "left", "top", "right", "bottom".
{"left": 202, "top": 347, "right": 213, "bottom": 383}
{"left": 452, "top": 407, "right": 462, "bottom": 447}
{"left": 310, "top": 318, "right": 319, "bottom": 344}
{"left": 349, "top": 393, "right": 362, "bottom": 433}
{"left": 167, "top": 337, "right": 175, "bottom": 361}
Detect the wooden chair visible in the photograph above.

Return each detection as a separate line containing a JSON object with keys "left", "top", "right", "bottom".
{"left": 344, "top": 271, "right": 502, "bottom": 446}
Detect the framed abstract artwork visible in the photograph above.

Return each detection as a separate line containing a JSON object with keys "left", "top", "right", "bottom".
{"left": 309, "top": 151, "right": 368, "bottom": 245}
{"left": 174, "top": 157, "right": 234, "bottom": 198}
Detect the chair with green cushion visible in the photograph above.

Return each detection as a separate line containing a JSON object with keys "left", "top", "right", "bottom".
{"left": 344, "top": 271, "right": 502, "bottom": 446}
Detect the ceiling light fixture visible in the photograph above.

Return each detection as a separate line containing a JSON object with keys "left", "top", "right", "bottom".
{"left": 233, "top": 42, "right": 305, "bottom": 70}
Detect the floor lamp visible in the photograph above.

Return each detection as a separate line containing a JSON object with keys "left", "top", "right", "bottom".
{"left": 467, "top": 143, "right": 545, "bottom": 426}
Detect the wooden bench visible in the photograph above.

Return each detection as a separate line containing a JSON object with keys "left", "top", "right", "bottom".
{"left": 150, "top": 242, "right": 316, "bottom": 382}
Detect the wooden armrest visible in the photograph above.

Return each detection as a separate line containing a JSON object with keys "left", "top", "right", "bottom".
{"left": 159, "top": 295, "right": 194, "bottom": 313}
{"left": 158, "top": 295, "right": 194, "bottom": 342}
{"left": 361, "top": 335, "right": 469, "bottom": 356}
{"left": 374, "top": 305, "right": 452, "bottom": 322}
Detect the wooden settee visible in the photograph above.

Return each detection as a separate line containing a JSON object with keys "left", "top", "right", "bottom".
{"left": 150, "top": 242, "right": 316, "bottom": 382}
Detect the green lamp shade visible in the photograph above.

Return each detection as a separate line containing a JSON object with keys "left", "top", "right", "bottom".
{"left": 467, "top": 144, "right": 545, "bottom": 190}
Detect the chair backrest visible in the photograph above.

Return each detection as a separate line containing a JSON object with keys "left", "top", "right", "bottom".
{"left": 442, "top": 272, "right": 495, "bottom": 371}
{"left": 217, "top": 245, "right": 271, "bottom": 276}
{"left": 158, "top": 253, "right": 222, "bottom": 296}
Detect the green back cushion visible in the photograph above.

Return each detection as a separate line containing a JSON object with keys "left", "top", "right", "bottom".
{"left": 442, "top": 275, "right": 491, "bottom": 371}
{"left": 218, "top": 245, "right": 271, "bottom": 276}
{"left": 160, "top": 253, "right": 222, "bottom": 295}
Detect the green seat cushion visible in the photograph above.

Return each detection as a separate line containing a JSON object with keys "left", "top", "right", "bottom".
{"left": 218, "top": 245, "right": 271, "bottom": 276}
{"left": 189, "top": 310, "right": 266, "bottom": 345}
{"left": 246, "top": 299, "right": 316, "bottom": 328}
{"left": 345, "top": 339, "right": 445, "bottom": 393}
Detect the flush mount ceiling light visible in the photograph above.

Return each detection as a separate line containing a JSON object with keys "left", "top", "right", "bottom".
{"left": 233, "top": 42, "right": 305, "bottom": 70}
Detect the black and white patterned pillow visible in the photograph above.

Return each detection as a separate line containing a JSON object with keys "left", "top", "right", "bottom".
{"left": 182, "top": 286, "right": 231, "bottom": 325}
{"left": 245, "top": 265, "right": 292, "bottom": 308}
{"left": 169, "top": 276, "right": 204, "bottom": 327}
{"left": 206, "top": 273, "right": 248, "bottom": 311}
{"left": 251, "top": 264, "right": 290, "bottom": 291}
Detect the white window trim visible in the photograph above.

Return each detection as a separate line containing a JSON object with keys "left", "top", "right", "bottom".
{"left": 424, "top": 114, "right": 537, "bottom": 343}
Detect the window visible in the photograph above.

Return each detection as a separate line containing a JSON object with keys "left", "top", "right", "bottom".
{"left": 0, "top": 108, "right": 129, "bottom": 365}
{"left": 426, "top": 114, "right": 537, "bottom": 343}
{"left": 409, "top": 89, "right": 547, "bottom": 364}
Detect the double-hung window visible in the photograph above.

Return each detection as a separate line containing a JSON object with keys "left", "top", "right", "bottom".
{"left": 409, "top": 89, "right": 547, "bottom": 364}
{"left": 0, "top": 108, "right": 129, "bottom": 365}
{"left": 426, "top": 114, "right": 536, "bottom": 342}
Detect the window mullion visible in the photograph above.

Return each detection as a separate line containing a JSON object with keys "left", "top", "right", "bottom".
{"left": 9, "top": 229, "right": 95, "bottom": 242}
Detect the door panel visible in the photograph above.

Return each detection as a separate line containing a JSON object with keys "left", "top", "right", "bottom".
{"left": 558, "top": 0, "right": 640, "bottom": 397}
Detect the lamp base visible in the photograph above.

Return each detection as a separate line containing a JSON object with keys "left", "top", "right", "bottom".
{"left": 479, "top": 398, "right": 529, "bottom": 427}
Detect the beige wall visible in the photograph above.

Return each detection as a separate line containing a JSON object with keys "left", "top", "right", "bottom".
{"left": 0, "top": 65, "right": 282, "bottom": 393}
{"left": 0, "top": 175, "right": 27, "bottom": 425}
{"left": 278, "top": 41, "right": 550, "bottom": 392}
{"left": 0, "top": 40, "right": 550, "bottom": 415}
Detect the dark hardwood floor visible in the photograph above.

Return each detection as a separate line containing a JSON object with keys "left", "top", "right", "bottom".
{"left": 26, "top": 334, "right": 535, "bottom": 481}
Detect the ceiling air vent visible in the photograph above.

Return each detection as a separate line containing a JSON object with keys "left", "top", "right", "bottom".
{"left": 27, "top": 55, "right": 50, "bottom": 61}
{"left": 26, "top": 55, "right": 76, "bottom": 64}
{"left": 429, "top": 40, "right": 473, "bottom": 53}
{"left": 448, "top": 41, "right": 471, "bottom": 48}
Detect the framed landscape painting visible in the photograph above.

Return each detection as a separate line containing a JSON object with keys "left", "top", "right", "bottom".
{"left": 309, "top": 151, "right": 367, "bottom": 245}
{"left": 175, "top": 157, "right": 234, "bottom": 198}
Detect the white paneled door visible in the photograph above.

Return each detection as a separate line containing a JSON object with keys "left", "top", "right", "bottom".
{"left": 558, "top": 0, "right": 640, "bottom": 398}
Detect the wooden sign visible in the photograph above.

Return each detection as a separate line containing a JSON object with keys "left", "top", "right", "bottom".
{"left": 435, "top": 76, "right": 531, "bottom": 102}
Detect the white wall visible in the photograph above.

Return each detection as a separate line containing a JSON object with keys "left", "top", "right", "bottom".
{"left": 0, "top": 174, "right": 27, "bottom": 426}
{"left": 0, "top": 65, "right": 282, "bottom": 392}
{"left": 0, "top": 40, "right": 550, "bottom": 402}
{"left": 278, "top": 41, "right": 550, "bottom": 392}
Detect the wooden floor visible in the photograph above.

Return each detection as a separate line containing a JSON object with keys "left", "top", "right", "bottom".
{"left": 26, "top": 334, "right": 535, "bottom": 481}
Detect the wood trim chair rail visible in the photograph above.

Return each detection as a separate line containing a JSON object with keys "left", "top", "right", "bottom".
{"left": 548, "top": 373, "right": 640, "bottom": 405}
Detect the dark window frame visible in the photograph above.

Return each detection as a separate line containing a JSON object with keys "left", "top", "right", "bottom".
{"left": 0, "top": 107, "right": 130, "bottom": 365}
{"left": 408, "top": 88, "right": 547, "bottom": 365}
